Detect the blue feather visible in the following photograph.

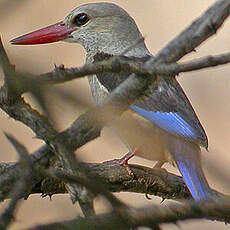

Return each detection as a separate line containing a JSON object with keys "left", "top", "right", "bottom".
{"left": 130, "top": 105, "right": 196, "bottom": 139}
{"left": 168, "top": 137, "right": 214, "bottom": 201}
{"left": 176, "top": 160, "right": 210, "bottom": 201}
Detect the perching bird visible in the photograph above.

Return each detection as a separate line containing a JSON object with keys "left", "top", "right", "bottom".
{"left": 11, "top": 2, "right": 216, "bottom": 201}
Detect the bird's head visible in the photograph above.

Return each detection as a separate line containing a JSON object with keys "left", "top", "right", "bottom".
{"left": 10, "top": 3, "right": 146, "bottom": 54}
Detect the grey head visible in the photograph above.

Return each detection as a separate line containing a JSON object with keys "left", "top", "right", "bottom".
{"left": 64, "top": 2, "right": 150, "bottom": 58}
{"left": 64, "top": 3, "right": 151, "bottom": 104}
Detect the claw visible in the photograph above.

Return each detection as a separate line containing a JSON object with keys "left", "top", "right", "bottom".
{"left": 102, "top": 148, "right": 138, "bottom": 175}
{"left": 119, "top": 148, "right": 137, "bottom": 166}
{"left": 145, "top": 193, "right": 152, "bottom": 200}
{"left": 118, "top": 147, "right": 138, "bottom": 175}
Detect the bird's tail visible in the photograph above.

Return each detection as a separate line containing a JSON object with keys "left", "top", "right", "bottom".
{"left": 165, "top": 135, "right": 214, "bottom": 201}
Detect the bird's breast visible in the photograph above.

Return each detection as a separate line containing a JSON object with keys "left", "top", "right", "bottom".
{"left": 110, "top": 110, "right": 171, "bottom": 162}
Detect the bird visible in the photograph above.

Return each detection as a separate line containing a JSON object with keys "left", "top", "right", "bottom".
{"left": 10, "top": 2, "right": 217, "bottom": 201}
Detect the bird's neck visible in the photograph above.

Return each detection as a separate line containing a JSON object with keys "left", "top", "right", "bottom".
{"left": 84, "top": 35, "right": 151, "bottom": 104}
{"left": 86, "top": 41, "right": 150, "bottom": 63}
{"left": 79, "top": 29, "right": 150, "bottom": 63}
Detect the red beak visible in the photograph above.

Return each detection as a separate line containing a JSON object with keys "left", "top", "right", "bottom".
{"left": 10, "top": 22, "right": 77, "bottom": 45}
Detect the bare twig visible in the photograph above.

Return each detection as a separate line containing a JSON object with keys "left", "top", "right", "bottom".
{"left": 150, "top": 0, "right": 230, "bottom": 64}
{"left": 14, "top": 50, "right": 230, "bottom": 91}
{"left": 0, "top": 37, "right": 19, "bottom": 99}
{"left": 0, "top": 134, "right": 33, "bottom": 230}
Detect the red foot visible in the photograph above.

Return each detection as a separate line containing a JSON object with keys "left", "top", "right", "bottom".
{"left": 118, "top": 147, "right": 139, "bottom": 175}
{"left": 102, "top": 148, "right": 138, "bottom": 175}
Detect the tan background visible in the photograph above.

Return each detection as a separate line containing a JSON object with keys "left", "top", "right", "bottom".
{"left": 0, "top": 0, "right": 230, "bottom": 229}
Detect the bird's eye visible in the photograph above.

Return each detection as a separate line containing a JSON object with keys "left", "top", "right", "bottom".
{"left": 73, "top": 13, "right": 90, "bottom": 26}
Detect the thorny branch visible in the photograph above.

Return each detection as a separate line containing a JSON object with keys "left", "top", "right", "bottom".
{"left": 0, "top": 0, "right": 230, "bottom": 229}
{"left": 29, "top": 51, "right": 230, "bottom": 87}
{"left": 0, "top": 133, "right": 33, "bottom": 230}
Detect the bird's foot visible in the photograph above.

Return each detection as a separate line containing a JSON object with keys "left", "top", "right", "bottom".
{"left": 103, "top": 148, "right": 138, "bottom": 175}
{"left": 119, "top": 148, "right": 137, "bottom": 165}
{"left": 119, "top": 148, "right": 138, "bottom": 175}
{"left": 108, "top": 147, "right": 137, "bottom": 175}
{"left": 117, "top": 149, "right": 137, "bottom": 175}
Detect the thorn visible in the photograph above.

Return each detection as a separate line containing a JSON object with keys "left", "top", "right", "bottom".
{"left": 41, "top": 193, "right": 53, "bottom": 201}
{"left": 23, "top": 193, "right": 30, "bottom": 200}
{"left": 53, "top": 64, "right": 65, "bottom": 73}
{"left": 41, "top": 193, "right": 46, "bottom": 198}
{"left": 59, "top": 64, "right": 65, "bottom": 70}
{"left": 3, "top": 131, "right": 30, "bottom": 160}
{"left": 145, "top": 193, "right": 152, "bottom": 200}
{"left": 118, "top": 147, "right": 139, "bottom": 175}
{"left": 55, "top": 64, "right": 65, "bottom": 70}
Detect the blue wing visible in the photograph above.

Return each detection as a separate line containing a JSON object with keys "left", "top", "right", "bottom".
{"left": 132, "top": 77, "right": 208, "bottom": 148}
{"left": 130, "top": 106, "right": 197, "bottom": 139}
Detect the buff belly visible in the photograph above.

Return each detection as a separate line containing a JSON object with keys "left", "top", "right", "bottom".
{"left": 110, "top": 110, "right": 173, "bottom": 163}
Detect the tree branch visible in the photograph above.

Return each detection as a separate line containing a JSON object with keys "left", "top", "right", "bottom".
{"left": 12, "top": 50, "right": 230, "bottom": 93}
{"left": 0, "top": 134, "right": 33, "bottom": 230}
{"left": 0, "top": 0, "right": 229, "bottom": 227}
{"left": 27, "top": 198, "right": 230, "bottom": 230}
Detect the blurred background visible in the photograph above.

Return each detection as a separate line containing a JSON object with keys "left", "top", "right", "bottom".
{"left": 0, "top": 0, "right": 230, "bottom": 229}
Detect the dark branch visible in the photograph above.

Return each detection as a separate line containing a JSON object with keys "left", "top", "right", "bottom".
{"left": 151, "top": 0, "right": 230, "bottom": 64}
{"left": 0, "top": 134, "right": 33, "bottom": 230}
{"left": 0, "top": 0, "right": 229, "bottom": 227}
{"left": 13, "top": 51, "right": 230, "bottom": 93}
{"left": 27, "top": 198, "right": 230, "bottom": 230}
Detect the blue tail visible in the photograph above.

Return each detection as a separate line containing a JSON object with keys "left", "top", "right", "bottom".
{"left": 164, "top": 135, "right": 213, "bottom": 201}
